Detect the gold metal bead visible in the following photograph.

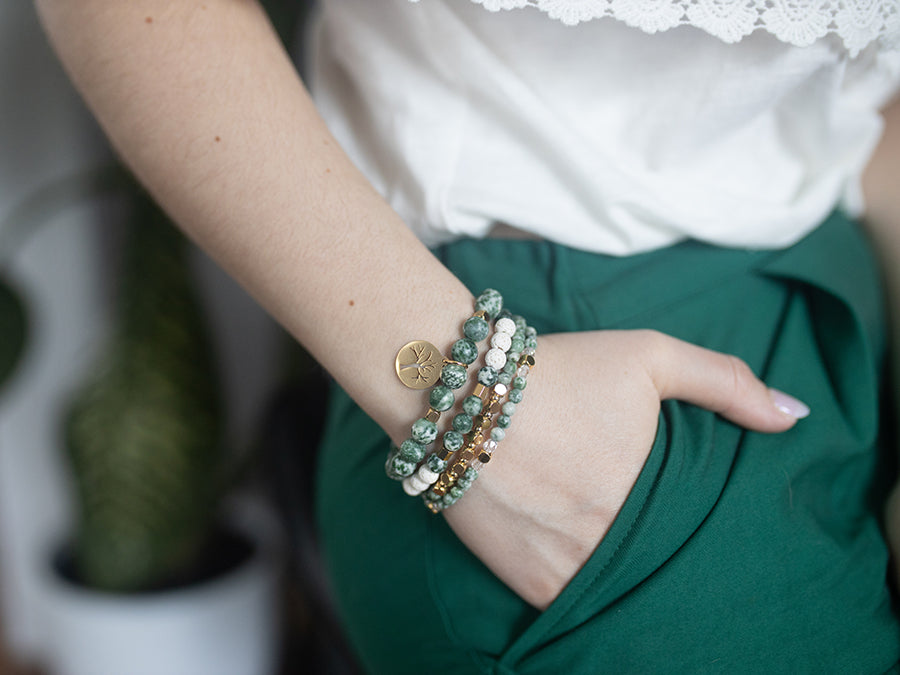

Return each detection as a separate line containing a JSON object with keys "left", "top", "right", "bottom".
{"left": 442, "top": 358, "right": 468, "bottom": 369}
{"left": 395, "top": 340, "right": 444, "bottom": 389}
{"left": 478, "top": 452, "right": 492, "bottom": 463}
{"left": 473, "top": 384, "right": 487, "bottom": 398}
{"left": 473, "top": 310, "right": 488, "bottom": 319}
{"left": 519, "top": 354, "right": 536, "bottom": 368}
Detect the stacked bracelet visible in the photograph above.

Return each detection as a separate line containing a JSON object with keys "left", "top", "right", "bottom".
{"left": 423, "top": 328, "right": 536, "bottom": 513}
{"left": 388, "top": 289, "right": 536, "bottom": 513}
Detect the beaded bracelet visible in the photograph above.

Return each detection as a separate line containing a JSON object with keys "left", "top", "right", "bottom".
{"left": 405, "top": 308, "right": 518, "bottom": 496}
{"left": 423, "top": 321, "right": 536, "bottom": 512}
{"left": 386, "top": 289, "right": 505, "bottom": 482}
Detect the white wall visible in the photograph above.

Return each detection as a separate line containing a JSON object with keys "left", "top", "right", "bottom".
{"left": 0, "top": 1, "right": 282, "bottom": 664}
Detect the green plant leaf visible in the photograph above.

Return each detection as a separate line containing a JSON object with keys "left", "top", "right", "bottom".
{"left": 0, "top": 274, "right": 27, "bottom": 391}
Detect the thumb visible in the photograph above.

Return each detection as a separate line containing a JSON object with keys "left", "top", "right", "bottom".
{"left": 644, "top": 332, "right": 810, "bottom": 433}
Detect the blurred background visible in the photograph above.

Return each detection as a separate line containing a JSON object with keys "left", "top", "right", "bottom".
{"left": 0, "top": 2, "right": 351, "bottom": 674}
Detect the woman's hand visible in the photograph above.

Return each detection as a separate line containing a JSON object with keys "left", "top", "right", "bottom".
{"left": 443, "top": 330, "right": 809, "bottom": 609}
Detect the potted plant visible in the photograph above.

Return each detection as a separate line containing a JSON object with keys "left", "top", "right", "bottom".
{"left": 34, "top": 186, "right": 279, "bottom": 675}
{"left": 0, "top": 170, "right": 280, "bottom": 675}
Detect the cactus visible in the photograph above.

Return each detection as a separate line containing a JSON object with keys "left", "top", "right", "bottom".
{"left": 64, "top": 194, "right": 224, "bottom": 592}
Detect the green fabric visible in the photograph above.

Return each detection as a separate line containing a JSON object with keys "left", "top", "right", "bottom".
{"left": 316, "top": 211, "right": 900, "bottom": 674}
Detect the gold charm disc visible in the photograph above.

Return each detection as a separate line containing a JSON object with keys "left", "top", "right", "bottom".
{"left": 395, "top": 340, "right": 443, "bottom": 389}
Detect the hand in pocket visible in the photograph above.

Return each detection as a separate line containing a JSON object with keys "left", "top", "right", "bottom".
{"left": 443, "top": 329, "right": 809, "bottom": 609}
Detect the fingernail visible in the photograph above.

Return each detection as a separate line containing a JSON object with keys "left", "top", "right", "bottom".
{"left": 769, "top": 389, "right": 810, "bottom": 419}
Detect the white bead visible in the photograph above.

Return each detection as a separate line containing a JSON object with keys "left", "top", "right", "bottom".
{"left": 490, "top": 332, "right": 512, "bottom": 352}
{"left": 483, "top": 439, "right": 498, "bottom": 453}
{"left": 417, "top": 466, "right": 439, "bottom": 484}
{"left": 495, "top": 317, "right": 517, "bottom": 335}
{"left": 402, "top": 476, "right": 423, "bottom": 496}
{"left": 517, "top": 366, "right": 530, "bottom": 377}
{"left": 484, "top": 348, "right": 507, "bottom": 370}
{"left": 493, "top": 382, "right": 509, "bottom": 396}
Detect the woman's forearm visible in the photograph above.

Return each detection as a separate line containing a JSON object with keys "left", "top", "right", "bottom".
{"left": 34, "top": 0, "right": 472, "bottom": 443}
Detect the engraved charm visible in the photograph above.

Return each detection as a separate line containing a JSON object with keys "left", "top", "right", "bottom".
{"left": 395, "top": 340, "right": 443, "bottom": 389}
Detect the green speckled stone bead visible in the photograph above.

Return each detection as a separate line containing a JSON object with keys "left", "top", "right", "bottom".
{"left": 525, "top": 326, "right": 537, "bottom": 338}
{"left": 464, "top": 466, "right": 478, "bottom": 482}
{"left": 477, "top": 366, "right": 498, "bottom": 386}
{"left": 512, "top": 376, "right": 527, "bottom": 391}
{"left": 510, "top": 337, "right": 525, "bottom": 353}
{"left": 502, "top": 401, "right": 517, "bottom": 416}
{"left": 513, "top": 315, "right": 527, "bottom": 332}
{"left": 457, "top": 475, "right": 473, "bottom": 490}
{"left": 426, "top": 453, "right": 448, "bottom": 473}
{"left": 464, "top": 315, "right": 490, "bottom": 342}
{"left": 508, "top": 389, "right": 523, "bottom": 404}
{"left": 452, "top": 413, "right": 473, "bottom": 434}
{"left": 497, "top": 414, "right": 511, "bottom": 429}
{"left": 451, "top": 338, "right": 479, "bottom": 365}
{"left": 429, "top": 385, "right": 455, "bottom": 412}
{"left": 399, "top": 439, "right": 426, "bottom": 463}
{"left": 411, "top": 418, "right": 438, "bottom": 444}
{"left": 503, "top": 360, "right": 517, "bottom": 375}
{"left": 442, "top": 493, "right": 458, "bottom": 507}
{"left": 389, "top": 454, "right": 417, "bottom": 479}
{"left": 506, "top": 351, "right": 521, "bottom": 363}
{"left": 498, "top": 372, "right": 513, "bottom": 386}
{"left": 491, "top": 427, "right": 506, "bottom": 442}
{"left": 474, "top": 289, "right": 504, "bottom": 319}
{"left": 496, "top": 308, "right": 513, "bottom": 322}
{"left": 525, "top": 336, "right": 538, "bottom": 350}
{"left": 462, "top": 395, "right": 483, "bottom": 416}
{"left": 449, "top": 485, "right": 465, "bottom": 500}
{"left": 441, "top": 362, "right": 467, "bottom": 390}
{"left": 442, "top": 430, "right": 465, "bottom": 452}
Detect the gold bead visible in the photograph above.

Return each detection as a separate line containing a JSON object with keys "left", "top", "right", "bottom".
{"left": 425, "top": 408, "right": 440, "bottom": 423}
{"left": 478, "top": 452, "right": 492, "bottom": 463}
{"left": 519, "top": 354, "right": 536, "bottom": 368}
{"left": 473, "top": 384, "right": 487, "bottom": 398}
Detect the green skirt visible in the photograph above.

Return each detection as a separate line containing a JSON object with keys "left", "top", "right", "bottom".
{"left": 316, "top": 211, "right": 900, "bottom": 674}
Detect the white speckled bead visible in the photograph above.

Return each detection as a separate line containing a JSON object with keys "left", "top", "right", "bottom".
{"left": 484, "top": 348, "right": 507, "bottom": 370}
{"left": 403, "top": 473, "right": 431, "bottom": 496}
{"left": 493, "top": 382, "right": 509, "bottom": 397}
{"left": 490, "top": 331, "right": 512, "bottom": 352}
{"left": 495, "top": 317, "right": 516, "bottom": 335}
{"left": 416, "top": 466, "right": 440, "bottom": 484}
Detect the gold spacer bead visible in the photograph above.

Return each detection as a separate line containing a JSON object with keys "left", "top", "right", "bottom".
{"left": 425, "top": 408, "right": 441, "bottom": 423}
{"left": 473, "top": 384, "right": 487, "bottom": 398}
{"left": 478, "top": 452, "right": 492, "bottom": 464}
{"left": 442, "top": 358, "right": 468, "bottom": 369}
{"left": 519, "top": 354, "right": 536, "bottom": 368}
{"left": 473, "top": 310, "right": 488, "bottom": 320}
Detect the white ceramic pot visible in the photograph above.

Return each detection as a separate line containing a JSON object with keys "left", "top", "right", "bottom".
{"left": 40, "top": 534, "right": 278, "bottom": 675}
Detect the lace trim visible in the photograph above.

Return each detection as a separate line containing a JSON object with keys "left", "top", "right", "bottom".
{"left": 426, "top": 0, "right": 900, "bottom": 56}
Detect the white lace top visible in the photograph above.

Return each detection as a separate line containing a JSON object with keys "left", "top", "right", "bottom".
{"left": 309, "top": 0, "right": 900, "bottom": 255}
{"left": 438, "top": 0, "right": 900, "bottom": 56}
